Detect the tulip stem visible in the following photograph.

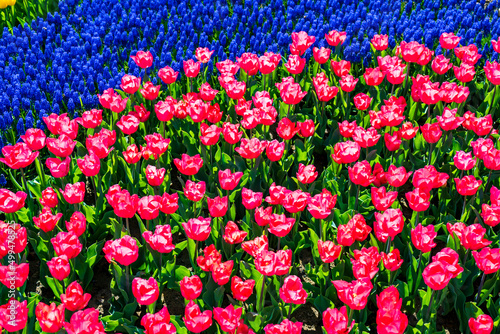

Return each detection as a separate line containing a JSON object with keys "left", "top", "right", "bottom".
{"left": 487, "top": 85, "right": 497, "bottom": 115}
{"left": 287, "top": 302, "right": 292, "bottom": 319}
{"left": 259, "top": 275, "right": 266, "bottom": 311}
{"left": 126, "top": 217, "right": 130, "bottom": 235}
{"left": 427, "top": 143, "right": 433, "bottom": 165}
{"left": 461, "top": 196, "right": 467, "bottom": 220}
{"left": 475, "top": 272, "right": 486, "bottom": 303}
{"left": 158, "top": 252, "right": 163, "bottom": 289}
{"left": 426, "top": 289, "right": 436, "bottom": 321}
{"left": 354, "top": 184, "right": 360, "bottom": 212}
{"left": 126, "top": 265, "right": 130, "bottom": 292}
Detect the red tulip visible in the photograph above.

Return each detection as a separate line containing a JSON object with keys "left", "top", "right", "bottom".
{"left": 144, "top": 133, "right": 170, "bottom": 157}
{"left": 265, "top": 319, "right": 302, "bottom": 334}
{"left": 296, "top": 163, "right": 318, "bottom": 184}
{"left": 212, "top": 259, "right": 233, "bottom": 285}
{"left": 266, "top": 139, "right": 285, "bottom": 161}
{"left": 307, "top": 190, "right": 337, "bottom": 219}
{"left": 106, "top": 184, "right": 139, "bottom": 218}
{"left": 241, "top": 235, "right": 269, "bottom": 257}
{"left": 242, "top": 188, "right": 263, "bottom": 210}
{"left": 130, "top": 50, "right": 153, "bottom": 68}
{"left": 180, "top": 275, "right": 202, "bottom": 300}
{"left": 0, "top": 221, "right": 27, "bottom": 256}
{"left": 218, "top": 169, "right": 243, "bottom": 191}
{"left": 376, "top": 286, "right": 408, "bottom": 334}
{"left": 47, "top": 255, "right": 70, "bottom": 280}
{"left": 120, "top": 74, "right": 141, "bottom": 94}
{"left": 214, "top": 305, "right": 242, "bottom": 333}
{"left": 237, "top": 52, "right": 260, "bottom": 76}
{"left": 276, "top": 77, "right": 307, "bottom": 105}
{"left": 352, "top": 126, "right": 381, "bottom": 148}
{"left": 371, "top": 34, "right": 388, "bottom": 50}
{"left": 0, "top": 189, "right": 27, "bottom": 214}
{"left": 143, "top": 224, "right": 175, "bottom": 253}
{"left": 141, "top": 306, "right": 176, "bottom": 334}
{"left": 381, "top": 249, "right": 403, "bottom": 271}
{"left": 374, "top": 209, "right": 404, "bottom": 242}
{"left": 339, "top": 74, "right": 358, "bottom": 92}
{"left": 77, "top": 152, "right": 101, "bottom": 177}
{"left": 268, "top": 214, "right": 295, "bottom": 237}
{"left": 259, "top": 52, "right": 281, "bottom": 74}
{"left": 207, "top": 196, "right": 228, "bottom": 217}
{"left": 174, "top": 154, "right": 203, "bottom": 175}
{"left": 290, "top": 31, "right": 316, "bottom": 55}
{"left": 400, "top": 41, "right": 425, "bottom": 63}
{"left": 76, "top": 109, "right": 103, "bottom": 129}
{"left": 197, "top": 244, "right": 222, "bottom": 272}
{"left": 331, "top": 141, "right": 361, "bottom": 164}
{"left": 47, "top": 134, "right": 76, "bottom": 158}
{"left": 412, "top": 165, "right": 448, "bottom": 189}
{"left": 472, "top": 248, "right": 500, "bottom": 274}
{"left": 60, "top": 182, "right": 85, "bottom": 204}
{"left": 223, "top": 221, "right": 248, "bottom": 244}
{"left": 325, "top": 30, "right": 346, "bottom": 46}
{"left": 411, "top": 224, "right": 437, "bottom": 253}
{"left": 195, "top": 47, "right": 214, "bottom": 63}
{"left": 455, "top": 175, "right": 482, "bottom": 196}
{"left": 280, "top": 275, "right": 307, "bottom": 304}
{"left": 138, "top": 195, "right": 162, "bottom": 220}
{"left": 469, "top": 314, "right": 494, "bottom": 334}
{"left": 20, "top": 128, "right": 46, "bottom": 151}
{"left": 371, "top": 187, "right": 397, "bottom": 211}
{"left": 222, "top": 122, "right": 243, "bottom": 144}
{"left": 103, "top": 235, "right": 139, "bottom": 266}
{"left": 423, "top": 261, "right": 454, "bottom": 290}
{"left": 322, "top": 306, "right": 354, "bottom": 334}
{"left": 285, "top": 55, "right": 306, "bottom": 75}
{"left": 282, "top": 189, "right": 309, "bottom": 213}
{"left": 46, "top": 157, "right": 70, "bottom": 178}
{"left": 0, "top": 299, "right": 28, "bottom": 332}
{"left": 405, "top": 187, "right": 431, "bottom": 212}
{"left": 363, "top": 67, "right": 384, "bottom": 86}
{"left": 348, "top": 161, "right": 376, "bottom": 187}
{"left": 36, "top": 302, "right": 65, "bottom": 333}
{"left": 317, "top": 240, "right": 342, "bottom": 264}
{"left": 33, "top": 207, "right": 62, "bottom": 233}
{"left": 0, "top": 142, "right": 39, "bottom": 169}
{"left": 337, "top": 214, "right": 371, "bottom": 246}
{"left": 351, "top": 246, "right": 382, "bottom": 280}
{"left": 0, "top": 262, "right": 29, "bottom": 288}
{"left": 184, "top": 180, "right": 206, "bottom": 202}
{"left": 432, "top": 248, "right": 463, "bottom": 278}
{"left": 332, "top": 278, "right": 373, "bottom": 310}
{"left": 184, "top": 301, "right": 213, "bottom": 333}
{"left": 183, "top": 59, "right": 201, "bottom": 78}
{"left": 60, "top": 281, "right": 91, "bottom": 312}
{"left": 454, "top": 63, "right": 475, "bottom": 82}
{"left": 51, "top": 231, "right": 82, "bottom": 259}
{"left": 117, "top": 115, "right": 140, "bottom": 134}
{"left": 182, "top": 217, "right": 211, "bottom": 241}
{"left": 439, "top": 32, "right": 460, "bottom": 49}
{"left": 313, "top": 47, "right": 331, "bottom": 64}
{"left": 132, "top": 277, "right": 159, "bottom": 305}
{"left": 231, "top": 276, "right": 255, "bottom": 302}
{"left": 62, "top": 213, "right": 87, "bottom": 239}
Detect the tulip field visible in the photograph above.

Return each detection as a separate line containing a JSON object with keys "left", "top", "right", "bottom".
{"left": 1, "top": 0, "right": 500, "bottom": 334}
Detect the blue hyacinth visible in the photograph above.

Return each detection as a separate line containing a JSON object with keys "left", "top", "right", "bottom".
{"left": 0, "top": 0, "right": 498, "bottom": 140}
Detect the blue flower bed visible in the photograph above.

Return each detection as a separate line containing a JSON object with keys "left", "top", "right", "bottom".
{"left": 0, "top": 0, "right": 499, "bottom": 152}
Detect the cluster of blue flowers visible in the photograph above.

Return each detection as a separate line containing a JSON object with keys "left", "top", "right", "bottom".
{"left": 0, "top": 0, "right": 499, "bottom": 153}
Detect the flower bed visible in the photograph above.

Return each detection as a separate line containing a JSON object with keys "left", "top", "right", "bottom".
{"left": 1, "top": 19, "right": 500, "bottom": 334}
{"left": 0, "top": 0, "right": 499, "bottom": 183}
